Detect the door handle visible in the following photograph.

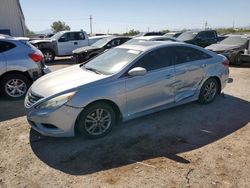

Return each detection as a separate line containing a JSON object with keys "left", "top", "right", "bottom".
{"left": 74, "top": 42, "right": 78, "bottom": 45}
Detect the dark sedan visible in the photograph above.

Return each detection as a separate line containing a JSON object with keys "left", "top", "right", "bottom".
{"left": 206, "top": 35, "right": 250, "bottom": 65}
{"left": 72, "top": 36, "right": 131, "bottom": 63}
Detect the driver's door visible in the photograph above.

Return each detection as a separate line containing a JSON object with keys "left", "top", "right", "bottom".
{"left": 57, "top": 32, "right": 86, "bottom": 55}
{"left": 125, "top": 47, "right": 175, "bottom": 117}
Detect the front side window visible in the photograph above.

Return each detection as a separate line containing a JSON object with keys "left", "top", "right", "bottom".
{"left": 0, "top": 41, "right": 16, "bottom": 53}
{"left": 206, "top": 31, "right": 216, "bottom": 39}
{"left": 173, "top": 46, "right": 211, "bottom": 64}
{"left": 135, "top": 48, "right": 173, "bottom": 71}
{"left": 84, "top": 48, "right": 142, "bottom": 75}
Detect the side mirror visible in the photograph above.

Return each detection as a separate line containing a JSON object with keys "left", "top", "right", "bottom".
{"left": 128, "top": 67, "right": 147, "bottom": 77}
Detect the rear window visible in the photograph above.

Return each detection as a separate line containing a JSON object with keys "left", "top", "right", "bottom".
{"left": 0, "top": 41, "right": 16, "bottom": 53}
{"left": 21, "top": 41, "right": 37, "bottom": 50}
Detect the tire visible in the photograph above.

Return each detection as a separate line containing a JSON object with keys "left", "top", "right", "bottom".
{"left": 233, "top": 52, "right": 243, "bottom": 65}
{"left": 0, "top": 74, "right": 31, "bottom": 99}
{"left": 198, "top": 78, "right": 219, "bottom": 104}
{"left": 42, "top": 49, "right": 55, "bottom": 63}
{"left": 76, "top": 103, "right": 116, "bottom": 139}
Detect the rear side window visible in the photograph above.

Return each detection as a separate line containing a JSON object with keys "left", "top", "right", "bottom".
{"left": 0, "top": 41, "right": 16, "bottom": 53}
{"left": 173, "top": 46, "right": 211, "bottom": 64}
{"left": 136, "top": 47, "right": 173, "bottom": 71}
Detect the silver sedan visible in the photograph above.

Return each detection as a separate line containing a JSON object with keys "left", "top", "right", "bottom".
{"left": 24, "top": 41, "right": 229, "bottom": 138}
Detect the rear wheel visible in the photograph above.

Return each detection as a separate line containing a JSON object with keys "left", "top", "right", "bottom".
{"left": 42, "top": 49, "right": 55, "bottom": 63}
{"left": 76, "top": 103, "right": 116, "bottom": 139}
{"left": 198, "top": 78, "right": 219, "bottom": 104}
{"left": 0, "top": 74, "right": 31, "bottom": 99}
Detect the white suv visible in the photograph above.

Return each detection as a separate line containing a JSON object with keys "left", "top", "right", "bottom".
{"left": 0, "top": 35, "right": 50, "bottom": 99}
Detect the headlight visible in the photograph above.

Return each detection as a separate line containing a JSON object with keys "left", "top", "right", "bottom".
{"left": 36, "top": 92, "right": 76, "bottom": 110}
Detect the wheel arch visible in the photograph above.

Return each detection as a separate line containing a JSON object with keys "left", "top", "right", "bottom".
{"left": 74, "top": 99, "right": 123, "bottom": 134}
{"left": 0, "top": 70, "right": 33, "bottom": 83}
{"left": 201, "top": 76, "right": 222, "bottom": 94}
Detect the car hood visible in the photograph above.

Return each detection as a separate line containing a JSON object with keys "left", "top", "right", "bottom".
{"left": 30, "top": 39, "right": 52, "bottom": 44}
{"left": 30, "top": 65, "right": 109, "bottom": 98}
{"left": 206, "top": 44, "right": 242, "bottom": 52}
{"left": 73, "top": 46, "right": 100, "bottom": 54}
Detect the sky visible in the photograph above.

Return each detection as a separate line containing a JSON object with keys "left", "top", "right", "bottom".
{"left": 20, "top": 0, "right": 250, "bottom": 34}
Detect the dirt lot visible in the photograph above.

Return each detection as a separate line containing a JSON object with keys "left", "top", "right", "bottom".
{"left": 0, "top": 59, "right": 249, "bottom": 188}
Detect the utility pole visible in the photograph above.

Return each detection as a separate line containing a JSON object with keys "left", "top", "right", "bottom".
{"left": 233, "top": 20, "right": 235, "bottom": 29}
{"left": 89, "top": 15, "right": 93, "bottom": 35}
{"left": 205, "top": 21, "right": 208, "bottom": 30}
{"left": 148, "top": 27, "right": 150, "bottom": 32}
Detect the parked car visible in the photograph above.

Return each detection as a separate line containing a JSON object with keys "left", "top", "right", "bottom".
{"left": 177, "top": 30, "right": 218, "bottom": 47}
{"left": 164, "top": 32, "right": 183, "bottom": 38}
{"left": 125, "top": 36, "right": 179, "bottom": 44}
{"left": 206, "top": 35, "right": 250, "bottom": 64}
{"left": 25, "top": 41, "right": 229, "bottom": 138}
{"left": 30, "top": 31, "right": 110, "bottom": 63}
{"left": 0, "top": 35, "right": 50, "bottom": 99}
{"left": 72, "top": 36, "right": 131, "bottom": 63}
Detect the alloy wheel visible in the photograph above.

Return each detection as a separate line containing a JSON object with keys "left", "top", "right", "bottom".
{"left": 5, "top": 79, "right": 27, "bottom": 98}
{"left": 203, "top": 81, "right": 217, "bottom": 103}
{"left": 84, "top": 108, "right": 112, "bottom": 136}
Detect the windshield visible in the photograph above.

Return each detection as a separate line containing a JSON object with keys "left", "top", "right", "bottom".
{"left": 84, "top": 48, "right": 142, "bottom": 75}
{"left": 92, "top": 38, "right": 111, "bottom": 48}
{"left": 177, "top": 31, "right": 197, "bottom": 41}
{"left": 220, "top": 36, "right": 248, "bottom": 45}
{"left": 50, "top": 32, "right": 63, "bottom": 40}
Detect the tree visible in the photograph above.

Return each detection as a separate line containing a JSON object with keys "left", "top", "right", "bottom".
{"left": 51, "top": 21, "right": 71, "bottom": 33}
{"left": 161, "top": 29, "right": 170, "bottom": 34}
{"left": 26, "top": 28, "right": 35, "bottom": 35}
{"left": 123, "top": 29, "right": 140, "bottom": 36}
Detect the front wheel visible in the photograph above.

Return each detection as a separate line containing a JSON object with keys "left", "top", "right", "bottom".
{"left": 198, "top": 78, "right": 219, "bottom": 104}
{"left": 76, "top": 103, "right": 116, "bottom": 139}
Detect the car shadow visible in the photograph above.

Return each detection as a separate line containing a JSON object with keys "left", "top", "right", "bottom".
{"left": 30, "top": 94, "right": 250, "bottom": 175}
{"left": 0, "top": 98, "right": 25, "bottom": 122}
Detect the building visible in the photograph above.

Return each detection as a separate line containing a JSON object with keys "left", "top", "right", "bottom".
{"left": 0, "top": 0, "right": 26, "bottom": 37}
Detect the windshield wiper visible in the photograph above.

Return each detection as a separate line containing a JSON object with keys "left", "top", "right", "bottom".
{"left": 85, "top": 67, "right": 102, "bottom": 75}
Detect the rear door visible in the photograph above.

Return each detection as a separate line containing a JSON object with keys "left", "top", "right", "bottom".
{"left": 172, "top": 46, "right": 211, "bottom": 102}
{"left": 125, "top": 47, "right": 175, "bottom": 116}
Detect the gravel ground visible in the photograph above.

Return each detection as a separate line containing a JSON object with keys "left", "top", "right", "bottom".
{"left": 0, "top": 59, "right": 250, "bottom": 188}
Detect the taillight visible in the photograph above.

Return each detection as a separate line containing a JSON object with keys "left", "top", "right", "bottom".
{"left": 222, "top": 59, "right": 229, "bottom": 67}
{"left": 29, "top": 53, "right": 44, "bottom": 62}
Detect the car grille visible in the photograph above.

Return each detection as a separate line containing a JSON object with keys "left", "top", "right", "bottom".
{"left": 25, "top": 91, "right": 43, "bottom": 108}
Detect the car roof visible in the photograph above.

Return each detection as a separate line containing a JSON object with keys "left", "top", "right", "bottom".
{"left": 119, "top": 41, "right": 185, "bottom": 52}
{"left": 0, "top": 34, "right": 23, "bottom": 41}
